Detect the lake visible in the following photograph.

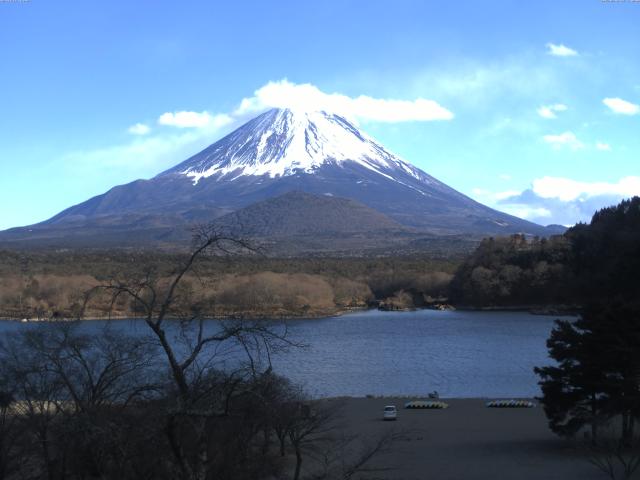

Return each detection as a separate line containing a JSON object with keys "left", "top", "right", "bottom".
{"left": 0, "top": 309, "right": 571, "bottom": 398}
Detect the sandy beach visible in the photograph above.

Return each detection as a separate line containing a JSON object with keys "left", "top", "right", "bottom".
{"left": 326, "top": 397, "right": 601, "bottom": 480}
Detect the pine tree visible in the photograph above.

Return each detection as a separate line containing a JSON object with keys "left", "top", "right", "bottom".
{"left": 535, "top": 302, "right": 640, "bottom": 445}
{"left": 535, "top": 318, "right": 607, "bottom": 443}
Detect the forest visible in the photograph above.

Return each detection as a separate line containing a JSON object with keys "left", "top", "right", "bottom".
{"left": 0, "top": 252, "right": 457, "bottom": 320}
{"left": 530, "top": 198, "right": 640, "bottom": 475}
{"left": 2, "top": 197, "right": 639, "bottom": 320}
{"left": 0, "top": 226, "right": 398, "bottom": 479}
{"left": 450, "top": 196, "right": 640, "bottom": 309}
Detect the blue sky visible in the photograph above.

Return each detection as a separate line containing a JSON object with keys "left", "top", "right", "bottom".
{"left": 1, "top": 0, "right": 639, "bottom": 230}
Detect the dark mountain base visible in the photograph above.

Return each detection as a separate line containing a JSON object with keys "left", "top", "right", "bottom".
{"left": 0, "top": 192, "right": 482, "bottom": 256}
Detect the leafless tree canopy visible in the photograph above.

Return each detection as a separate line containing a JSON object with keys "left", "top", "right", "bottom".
{"left": 0, "top": 225, "right": 399, "bottom": 480}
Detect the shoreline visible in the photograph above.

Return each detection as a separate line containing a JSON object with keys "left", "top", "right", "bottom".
{"left": 326, "top": 394, "right": 538, "bottom": 400}
{"left": 455, "top": 304, "right": 581, "bottom": 316}
{"left": 0, "top": 306, "right": 369, "bottom": 323}
{"left": 0, "top": 303, "right": 580, "bottom": 323}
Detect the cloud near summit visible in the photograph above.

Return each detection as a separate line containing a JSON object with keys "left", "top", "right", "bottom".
{"left": 234, "top": 80, "right": 454, "bottom": 123}
{"left": 67, "top": 80, "right": 455, "bottom": 178}
{"left": 154, "top": 80, "right": 454, "bottom": 132}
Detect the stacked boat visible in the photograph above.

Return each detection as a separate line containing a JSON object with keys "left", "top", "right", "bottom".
{"left": 404, "top": 400, "right": 449, "bottom": 409}
{"left": 486, "top": 400, "right": 536, "bottom": 408}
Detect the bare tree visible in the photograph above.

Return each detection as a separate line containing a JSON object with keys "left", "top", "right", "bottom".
{"left": 0, "top": 390, "right": 23, "bottom": 480}
{"left": 25, "top": 323, "right": 159, "bottom": 412}
{"left": 0, "top": 322, "right": 162, "bottom": 480}
{"left": 310, "top": 429, "right": 404, "bottom": 480}
{"left": 587, "top": 425, "right": 640, "bottom": 480}
{"left": 285, "top": 399, "right": 343, "bottom": 480}
{"left": 83, "top": 224, "right": 295, "bottom": 480}
{"left": 0, "top": 332, "right": 66, "bottom": 480}
{"left": 280, "top": 395, "right": 404, "bottom": 480}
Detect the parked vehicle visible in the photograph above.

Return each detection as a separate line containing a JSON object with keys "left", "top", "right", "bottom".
{"left": 383, "top": 405, "right": 397, "bottom": 420}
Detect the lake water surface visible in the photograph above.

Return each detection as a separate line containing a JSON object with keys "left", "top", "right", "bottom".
{"left": 0, "top": 309, "right": 571, "bottom": 398}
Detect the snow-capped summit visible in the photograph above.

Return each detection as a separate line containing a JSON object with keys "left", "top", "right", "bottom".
{"left": 162, "top": 108, "right": 431, "bottom": 186}
{"left": 2, "top": 107, "right": 563, "bottom": 250}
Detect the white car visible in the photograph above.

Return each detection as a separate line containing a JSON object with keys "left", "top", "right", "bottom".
{"left": 383, "top": 405, "right": 397, "bottom": 421}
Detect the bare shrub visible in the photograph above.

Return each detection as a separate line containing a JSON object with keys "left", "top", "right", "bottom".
{"left": 214, "top": 272, "right": 335, "bottom": 316}
{"left": 329, "top": 277, "right": 373, "bottom": 308}
{"left": 379, "top": 290, "right": 414, "bottom": 311}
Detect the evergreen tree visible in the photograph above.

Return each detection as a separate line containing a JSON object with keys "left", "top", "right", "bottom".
{"left": 585, "top": 303, "right": 640, "bottom": 446}
{"left": 535, "top": 317, "right": 607, "bottom": 442}
{"left": 535, "top": 302, "right": 640, "bottom": 445}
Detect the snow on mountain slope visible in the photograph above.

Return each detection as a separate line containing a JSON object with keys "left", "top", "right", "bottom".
{"left": 1, "top": 106, "right": 561, "bottom": 250}
{"left": 162, "top": 108, "right": 432, "bottom": 188}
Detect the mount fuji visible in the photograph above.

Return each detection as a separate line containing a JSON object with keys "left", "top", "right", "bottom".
{"left": 0, "top": 108, "right": 562, "bottom": 252}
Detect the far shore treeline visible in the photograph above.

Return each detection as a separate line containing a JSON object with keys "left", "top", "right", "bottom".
{"left": 451, "top": 196, "right": 640, "bottom": 309}
{"left": 0, "top": 253, "right": 456, "bottom": 320}
{"left": 1, "top": 196, "right": 638, "bottom": 321}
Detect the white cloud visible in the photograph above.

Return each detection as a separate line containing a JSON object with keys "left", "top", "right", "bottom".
{"left": 596, "top": 142, "right": 612, "bottom": 151}
{"left": 502, "top": 206, "right": 552, "bottom": 219}
{"left": 499, "top": 174, "right": 512, "bottom": 181}
{"left": 603, "top": 97, "right": 640, "bottom": 115}
{"left": 537, "top": 103, "right": 567, "bottom": 119}
{"left": 128, "top": 123, "right": 151, "bottom": 135}
{"left": 531, "top": 176, "right": 640, "bottom": 202}
{"left": 63, "top": 79, "right": 455, "bottom": 178}
{"left": 234, "top": 79, "right": 454, "bottom": 122}
{"left": 63, "top": 131, "right": 207, "bottom": 172}
{"left": 153, "top": 80, "right": 452, "bottom": 132}
{"left": 471, "top": 188, "right": 523, "bottom": 202}
{"left": 494, "top": 190, "right": 522, "bottom": 201}
{"left": 542, "top": 131, "right": 584, "bottom": 150}
{"left": 63, "top": 116, "right": 239, "bottom": 175}
{"left": 158, "top": 111, "right": 233, "bottom": 128}
{"left": 492, "top": 176, "right": 640, "bottom": 225}
{"left": 410, "top": 54, "right": 565, "bottom": 108}
{"left": 546, "top": 43, "right": 578, "bottom": 57}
